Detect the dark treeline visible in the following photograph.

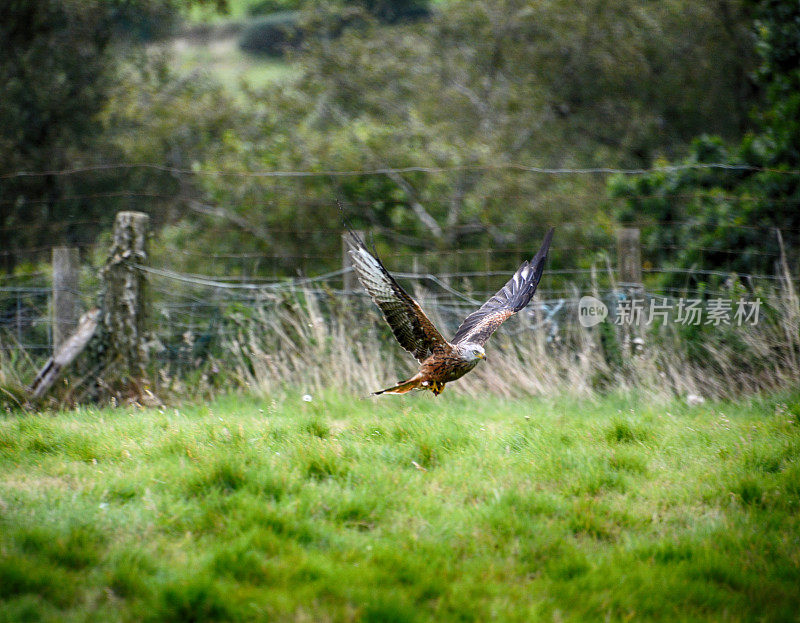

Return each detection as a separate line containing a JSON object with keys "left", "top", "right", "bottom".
{"left": 1, "top": 0, "right": 797, "bottom": 280}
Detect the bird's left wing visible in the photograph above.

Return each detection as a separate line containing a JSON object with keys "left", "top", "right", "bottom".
{"left": 452, "top": 228, "right": 554, "bottom": 347}
{"left": 346, "top": 231, "right": 448, "bottom": 362}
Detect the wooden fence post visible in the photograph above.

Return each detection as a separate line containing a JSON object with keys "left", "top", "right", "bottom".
{"left": 342, "top": 230, "right": 363, "bottom": 291}
{"left": 100, "top": 211, "right": 150, "bottom": 383}
{"left": 30, "top": 309, "right": 100, "bottom": 400}
{"left": 411, "top": 255, "right": 420, "bottom": 276}
{"left": 52, "top": 246, "right": 79, "bottom": 351}
{"left": 441, "top": 250, "right": 451, "bottom": 287}
{"left": 616, "top": 227, "right": 644, "bottom": 352}
{"left": 617, "top": 227, "right": 642, "bottom": 287}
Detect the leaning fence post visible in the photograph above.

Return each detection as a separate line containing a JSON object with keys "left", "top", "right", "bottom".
{"left": 100, "top": 211, "right": 150, "bottom": 384}
{"left": 52, "top": 246, "right": 79, "bottom": 351}
{"left": 617, "top": 227, "right": 642, "bottom": 287}
{"left": 29, "top": 309, "right": 100, "bottom": 400}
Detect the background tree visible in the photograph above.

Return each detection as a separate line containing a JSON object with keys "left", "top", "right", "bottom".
{"left": 0, "top": 0, "right": 772, "bottom": 280}
{"left": 610, "top": 0, "right": 800, "bottom": 280}
{"left": 0, "top": 0, "right": 225, "bottom": 273}
{"left": 172, "top": 0, "right": 760, "bottom": 276}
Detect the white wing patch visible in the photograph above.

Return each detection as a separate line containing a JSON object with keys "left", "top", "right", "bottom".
{"left": 345, "top": 230, "right": 448, "bottom": 361}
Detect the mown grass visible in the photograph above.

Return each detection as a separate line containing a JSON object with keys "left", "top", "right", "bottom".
{"left": 1, "top": 390, "right": 799, "bottom": 621}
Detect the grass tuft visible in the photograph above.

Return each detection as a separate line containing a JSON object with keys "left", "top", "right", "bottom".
{"left": 605, "top": 419, "right": 650, "bottom": 444}
{"left": 185, "top": 458, "right": 249, "bottom": 495}
{"left": 149, "top": 576, "right": 234, "bottom": 623}
{"left": 15, "top": 524, "right": 104, "bottom": 570}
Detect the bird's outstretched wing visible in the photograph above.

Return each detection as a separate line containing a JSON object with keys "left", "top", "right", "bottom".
{"left": 452, "top": 228, "right": 554, "bottom": 347}
{"left": 346, "top": 231, "right": 448, "bottom": 362}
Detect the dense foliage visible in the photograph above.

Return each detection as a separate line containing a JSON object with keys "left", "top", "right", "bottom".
{"left": 610, "top": 0, "right": 800, "bottom": 278}
{"left": 0, "top": 0, "right": 225, "bottom": 272}
{"left": 171, "top": 0, "right": 763, "bottom": 276}
{"left": 239, "top": 11, "right": 306, "bottom": 55}
{"left": 2, "top": 0, "right": 790, "bottom": 280}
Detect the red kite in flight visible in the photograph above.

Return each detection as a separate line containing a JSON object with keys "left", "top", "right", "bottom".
{"left": 347, "top": 228, "right": 554, "bottom": 395}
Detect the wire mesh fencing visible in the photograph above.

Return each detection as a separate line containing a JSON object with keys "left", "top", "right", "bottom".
{"left": 1, "top": 245, "right": 792, "bottom": 398}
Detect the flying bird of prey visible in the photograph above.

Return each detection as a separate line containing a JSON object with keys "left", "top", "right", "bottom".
{"left": 346, "top": 228, "right": 554, "bottom": 396}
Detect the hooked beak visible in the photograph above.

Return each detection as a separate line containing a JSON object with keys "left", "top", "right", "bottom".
{"left": 477, "top": 353, "right": 487, "bottom": 360}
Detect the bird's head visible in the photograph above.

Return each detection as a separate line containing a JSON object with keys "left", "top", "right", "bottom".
{"left": 458, "top": 342, "right": 486, "bottom": 362}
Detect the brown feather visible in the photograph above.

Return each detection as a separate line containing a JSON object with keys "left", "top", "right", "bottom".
{"left": 373, "top": 375, "right": 423, "bottom": 395}
{"left": 346, "top": 231, "right": 447, "bottom": 361}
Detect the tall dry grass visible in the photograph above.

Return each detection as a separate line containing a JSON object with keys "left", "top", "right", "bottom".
{"left": 223, "top": 265, "right": 800, "bottom": 402}
{"left": 2, "top": 262, "right": 798, "bottom": 408}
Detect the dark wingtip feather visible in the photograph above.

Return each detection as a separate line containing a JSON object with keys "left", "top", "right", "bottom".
{"left": 532, "top": 227, "right": 555, "bottom": 266}
{"left": 509, "top": 227, "right": 554, "bottom": 312}
{"left": 451, "top": 227, "right": 555, "bottom": 344}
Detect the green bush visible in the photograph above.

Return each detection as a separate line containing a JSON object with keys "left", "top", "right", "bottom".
{"left": 246, "top": 0, "right": 303, "bottom": 16}
{"left": 239, "top": 11, "right": 303, "bottom": 56}
{"left": 348, "top": 0, "right": 430, "bottom": 23}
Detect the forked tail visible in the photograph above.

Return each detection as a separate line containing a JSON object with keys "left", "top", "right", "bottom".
{"left": 373, "top": 374, "right": 423, "bottom": 395}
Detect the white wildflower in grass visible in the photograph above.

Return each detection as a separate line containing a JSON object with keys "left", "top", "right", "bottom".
{"left": 687, "top": 393, "right": 705, "bottom": 406}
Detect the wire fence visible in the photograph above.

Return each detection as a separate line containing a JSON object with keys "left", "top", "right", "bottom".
{"left": 3, "top": 232, "right": 788, "bottom": 285}
{"left": 0, "top": 251, "right": 786, "bottom": 375}
{"left": 2, "top": 159, "right": 798, "bottom": 378}
{"left": 0, "top": 267, "right": 101, "bottom": 353}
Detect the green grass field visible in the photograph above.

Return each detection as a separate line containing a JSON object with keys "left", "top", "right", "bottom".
{"left": 1, "top": 390, "right": 799, "bottom": 622}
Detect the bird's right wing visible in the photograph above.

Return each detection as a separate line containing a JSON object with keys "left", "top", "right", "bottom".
{"left": 346, "top": 230, "right": 448, "bottom": 362}
{"left": 452, "top": 228, "right": 554, "bottom": 346}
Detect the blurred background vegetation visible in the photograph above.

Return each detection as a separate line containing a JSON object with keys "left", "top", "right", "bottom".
{"left": 2, "top": 0, "right": 798, "bottom": 282}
